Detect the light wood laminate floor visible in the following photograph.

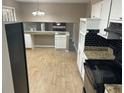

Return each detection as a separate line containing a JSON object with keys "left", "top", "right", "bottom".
{"left": 26, "top": 48, "right": 83, "bottom": 93}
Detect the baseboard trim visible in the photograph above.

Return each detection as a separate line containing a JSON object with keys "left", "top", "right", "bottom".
{"left": 34, "top": 45, "right": 55, "bottom": 48}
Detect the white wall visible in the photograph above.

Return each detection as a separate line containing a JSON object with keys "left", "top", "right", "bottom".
{"left": 2, "top": 24, "right": 15, "bottom": 93}
{"left": 20, "top": 3, "right": 89, "bottom": 22}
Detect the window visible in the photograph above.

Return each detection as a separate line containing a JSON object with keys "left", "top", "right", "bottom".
{"left": 2, "top": 6, "right": 16, "bottom": 22}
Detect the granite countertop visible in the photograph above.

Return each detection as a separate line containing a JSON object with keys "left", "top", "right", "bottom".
{"left": 24, "top": 31, "right": 70, "bottom": 35}
{"left": 24, "top": 31, "right": 55, "bottom": 35}
{"left": 105, "top": 84, "right": 122, "bottom": 93}
{"left": 84, "top": 46, "right": 115, "bottom": 60}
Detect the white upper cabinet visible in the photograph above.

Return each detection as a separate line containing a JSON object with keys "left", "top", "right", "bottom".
{"left": 91, "top": 0, "right": 122, "bottom": 39}
{"left": 91, "top": 0, "right": 111, "bottom": 37}
{"left": 91, "top": 0, "right": 122, "bottom": 21}
{"left": 100, "top": 0, "right": 111, "bottom": 20}
{"left": 95, "top": 0, "right": 122, "bottom": 38}
{"left": 98, "top": 0, "right": 111, "bottom": 37}
{"left": 91, "top": 1, "right": 103, "bottom": 18}
{"left": 110, "top": 0, "right": 122, "bottom": 21}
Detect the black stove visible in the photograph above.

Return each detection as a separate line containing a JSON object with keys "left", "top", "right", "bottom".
{"left": 83, "top": 40, "right": 122, "bottom": 93}
{"left": 83, "top": 22, "right": 122, "bottom": 93}
{"left": 84, "top": 60, "right": 122, "bottom": 93}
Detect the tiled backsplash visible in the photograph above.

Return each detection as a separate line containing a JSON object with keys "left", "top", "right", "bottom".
{"left": 85, "top": 31, "right": 109, "bottom": 47}
{"left": 23, "top": 22, "right": 74, "bottom": 32}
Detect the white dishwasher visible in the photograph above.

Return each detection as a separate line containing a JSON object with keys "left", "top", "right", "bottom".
{"left": 55, "top": 34, "right": 67, "bottom": 49}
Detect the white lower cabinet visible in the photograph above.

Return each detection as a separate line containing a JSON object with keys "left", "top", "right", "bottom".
{"left": 77, "top": 50, "right": 82, "bottom": 74}
{"left": 77, "top": 49, "right": 87, "bottom": 80}
{"left": 55, "top": 35, "right": 66, "bottom": 49}
{"left": 77, "top": 33, "right": 87, "bottom": 80}
{"left": 55, "top": 35, "right": 67, "bottom": 49}
{"left": 24, "top": 34, "right": 32, "bottom": 48}
{"left": 81, "top": 52, "right": 87, "bottom": 80}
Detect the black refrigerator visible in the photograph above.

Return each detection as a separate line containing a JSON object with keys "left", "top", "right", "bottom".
{"left": 5, "top": 22, "right": 29, "bottom": 93}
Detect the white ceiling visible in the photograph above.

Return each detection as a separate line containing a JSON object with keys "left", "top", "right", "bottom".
{"left": 15, "top": 0, "right": 90, "bottom": 3}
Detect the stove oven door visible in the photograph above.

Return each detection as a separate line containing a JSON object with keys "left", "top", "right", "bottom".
{"left": 84, "top": 72, "right": 97, "bottom": 93}
{"left": 83, "top": 64, "right": 105, "bottom": 93}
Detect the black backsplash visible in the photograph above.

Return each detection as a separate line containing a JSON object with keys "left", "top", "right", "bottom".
{"left": 85, "top": 30, "right": 109, "bottom": 47}
{"left": 108, "top": 39, "right": 122, "bottom": 65}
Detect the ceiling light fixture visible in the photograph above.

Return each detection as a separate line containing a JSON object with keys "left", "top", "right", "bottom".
{"left": 32, "top": 0, "right": 45, "bottom": 16}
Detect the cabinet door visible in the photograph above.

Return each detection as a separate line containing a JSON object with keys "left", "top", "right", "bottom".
{"left": 59, "top": 37, "right": 66, "bottom": 48}
{"left": 55, "top": 35, "right": 66, "bottom": 49}
{"left": 99, "top": 0, "right": 111, "bottom": 36}
{"left": 77, "top": 48, "right": 86, "bottom": 80}
{"left": 91, "top": 1, "right": 103, "bottom": 18}
{"left": 110, "top": 0, "right": 122, "bottom": 21}
{"left": 77, "top": 50, "right": 82, "bottom": 74}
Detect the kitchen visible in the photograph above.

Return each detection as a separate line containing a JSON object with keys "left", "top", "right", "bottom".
{"left": 2, "top": 0, "right": 122, "bottom": 93}
{"left": 24, "top": 22, "right": 70, "bottom": 50}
